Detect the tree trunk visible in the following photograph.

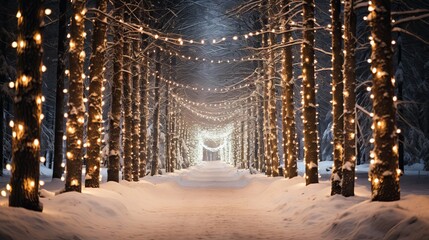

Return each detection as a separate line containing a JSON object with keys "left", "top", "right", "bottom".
{"left": 165, "top": 84, "right": 172, "bottom": 172}
{"left": 52, "top": 0, "right": 68, "bottom": 179}
{"left": 341, "top": 0, "right": 357, "bottom": 197}
{"left": 247, "top": 99, "right": 253, "bottom": 170}
{"left": 139, "top": 51, "right": 149, "bottom": 177}
{"left": 240, "top": 119, "right": 245, "bottom": 168}
{"left": 330, "top": 0, "right": 344, "bottom": 195}
{"left": 170, "top": 98, "right": 177, "bottom": 170}
{"left": 65, "top": 0, "right": 86, "bottom": 193}
{"left": 9, "top": 0, "right": 43, "bottom": 211}
{"left": 266, "top": 0, "right": 279, "bottom": 177}
{"left": 368, "top": 0, "right": 400, "bottom": 201}
{"left": 107, "top": 1, "right": 123, "bottom": 183}
{"left": 85, "top": 0, "right": 107, "bottom": 188}
{"left": 131, "top": 12, "right": 141, "bottom": 181}
{"left": 122, "top": 10, "right": 132, "bottom": 181}
{"left": 151, "top": 49, "right": 161, "bottom": 176}
{"left": 302, "top": 0, "right": 319, "bottom": 185}
{"left": 280, "top": 0, "right": 297, "bottom": 179}
{"left": 0, "top": 94, "right": 3, "bottom": 176}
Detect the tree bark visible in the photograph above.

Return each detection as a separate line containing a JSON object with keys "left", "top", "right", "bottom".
{"left": 0, "top": 94, "right": 3, "bottom": 176}
{"left": 369, "top": 0, "right": 400, "bottom": 201}
{"left": 330, "top": 0, "right": 344, "bottom": 195}
{"left": 342, "top": 0, "right": 357, "bottom": 197}
{"left": 131, "top": 10, "right": 141, "bottom": 181}
{"left": 107, "top": 1, "right": 123, "bottom": 182}
{"left": 65, "top": 0, "right": 86, "bottom": 193}
{"left": 302, "top": 0, "right": 319, "bottom": 185}
{"left": 151, "top": 49, "right": 161, "bottom": 176}
{"left": 266, "top": 0, "right": 280, "bottom": 177}
{"left": 9, "top": 0, "right": 44, "bottom": 211}
{"left": 165, "top": 84, "right": 172, "bottom": 172}
{"left": 280, "top": 0, "right": 297, "bottom": 179}
{"left": 122, "top": 10, "right": 132, "bottom": 181}
{"left": 85, "top": 0, "right": 107, "bottom": 188}
{"left": 52, "top": 0, "right": 68, "bottom": 179}
{"left": 139, "top": 51, "right": 149, "bottom": 177}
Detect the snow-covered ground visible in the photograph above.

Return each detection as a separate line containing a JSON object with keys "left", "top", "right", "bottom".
{"left": 0, "top": 161, "right": 428, "bottom": 240}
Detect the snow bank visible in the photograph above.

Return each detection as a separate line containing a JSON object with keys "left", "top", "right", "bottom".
{"left": 0, "top": 160, "right": 427, "bottom": 240}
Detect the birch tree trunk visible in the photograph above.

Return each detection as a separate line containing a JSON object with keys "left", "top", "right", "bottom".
{"left": 368, "top": 0, "right": 400, "bottom": 201}
{"left": 302, "top": 0, "right": 319, "bottom": 185}
{"left": 85, "top": 0, "right": 107, "bottom": 188}
{"left": 330, "top": 0, "right": 344, "bottom": 195}
{"left": 65, "top": 0, "right": 86, "bottom": 192}
{"left": 9, "top": 0, "right": 44, "bottom": 211}
{"left": 107, "top": 1, "right": 123, "bottom": 182}
{"left": 342, "top": 0, "right": 357, "bottom": 197}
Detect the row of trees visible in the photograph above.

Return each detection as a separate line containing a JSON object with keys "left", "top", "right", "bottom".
{"left": 4, "top": 0, "right": 425, "bottom": 212}
{"left": 7, "top": 0, "right": 188, "bottom": 212}
{"left": 227, "top": 0, "right": 400, "bottom": 201}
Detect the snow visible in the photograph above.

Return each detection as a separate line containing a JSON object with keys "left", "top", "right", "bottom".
{"left": 0, "top": 160, "right": 428, "bottom": 240}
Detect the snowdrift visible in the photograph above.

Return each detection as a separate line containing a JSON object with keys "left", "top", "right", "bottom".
{"left": 0, "top": 161, "right": 427, "bottom": 240}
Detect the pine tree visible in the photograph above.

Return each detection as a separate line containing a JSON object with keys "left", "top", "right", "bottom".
{"left": 302, "top": 0, "right": 319, "bottom": 185}
{"left": 52, "top": 0, "right": 68, "bottom": 179}
{"left": 342, "top": 0, "right": 357, "bottom": 197}
{"left": 151, "top": 49, "right": 161, "bottom": 176}
{"left": 65, "top": 0, "right": 86, "bottom": 192}
{"left": 281, "top": 0, "right": 297, "bottom": 179}
{"left": 85, "top": 0, "right": 108, "bottom": 188}
{"left": 107, "top": 1, "right": 124, "bottom": 182}
{"left": 9, "top": 0, "right": 44, "bottom": 211}
{"left": 330, "top": 0, "right": 344, "bottom": 195}
{"left": 368, "top": 0, "right": 400, "bottom": 201}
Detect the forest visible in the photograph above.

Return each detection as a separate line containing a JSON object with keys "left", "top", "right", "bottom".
{"left": 0, "top": 0, "right": 428, "bottom": 239}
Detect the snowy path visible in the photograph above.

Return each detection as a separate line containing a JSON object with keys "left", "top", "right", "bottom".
{"left": 1, "top": 161, "right": 429, "bottom": 240}
{"left": 131, "top": 161, "right": 291, "bottom": 239}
